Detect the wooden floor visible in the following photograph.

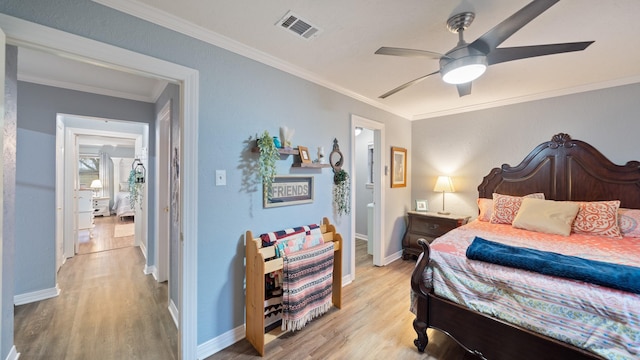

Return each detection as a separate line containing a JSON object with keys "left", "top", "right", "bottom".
{"left": 78, "top": 215, "right": 135, "bottom": 254}
{"left": 14, "top": 216, "right": 178, "bottom": 360}
{"left": 207, "top": 240, "right": 466, "bottom": 359}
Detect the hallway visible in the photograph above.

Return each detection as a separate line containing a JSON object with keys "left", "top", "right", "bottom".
{"left": 14, "top": 218, "right": 178, "bottom": 359}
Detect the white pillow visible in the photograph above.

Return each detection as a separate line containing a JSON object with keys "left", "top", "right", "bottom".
{"left": 512, "top": 198, "right": 580, "bottom": 236}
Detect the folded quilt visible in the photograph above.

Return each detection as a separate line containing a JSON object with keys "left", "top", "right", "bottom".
{"left": 466, "top": 236, "right": 640, "bottom": 294}
{"left": 282, "top": 241, "right": 334, "bottom": 332}
{"left": 260, "top": 224, "right": 324, "bottom": 257}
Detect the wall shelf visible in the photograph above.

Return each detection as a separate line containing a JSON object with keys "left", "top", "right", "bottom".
{"left": 292, "top": 163, "right": 330, "bottom": 168}
{"left": 251, "top": 147, "right": 299, "bottom": 156}
{"left": 252, "top": 146, "right": 329, "bottom": 169}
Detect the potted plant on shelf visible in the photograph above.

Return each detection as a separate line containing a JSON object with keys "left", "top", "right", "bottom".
{"left": 333, "top": 169, "right": 350, "bottom": 215}
{"left": 257, "top": 130, "right": 279, "bottom": 203}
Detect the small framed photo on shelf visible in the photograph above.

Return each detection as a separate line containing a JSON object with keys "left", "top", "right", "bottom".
{"left": 415, "top": 200, "right": 428, "bottom": 212}
{"left": 298, "top": 146, "right": 311, "bottom": 163}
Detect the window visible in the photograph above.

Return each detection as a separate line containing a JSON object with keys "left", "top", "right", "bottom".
{"left": 79, "top": 156, "right": 100, "bottom": 188}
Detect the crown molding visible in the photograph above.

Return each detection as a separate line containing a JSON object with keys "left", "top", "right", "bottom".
{"left": 412, "top": 75, "right": 640, "bottom": 120}
{"left": 92, "top": 0, "right": 411, "bottom": 120}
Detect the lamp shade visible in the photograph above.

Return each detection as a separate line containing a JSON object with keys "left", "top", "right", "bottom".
{"left": 433, "top": 176, "right": 455, "bottom": 193}
{"left": 90, "top": 179, "right": 103, "bottom": 189}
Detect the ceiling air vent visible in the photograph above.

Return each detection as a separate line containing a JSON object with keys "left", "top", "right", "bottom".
{"left": 276, "top": 11, "right": 322, "bottom": 40}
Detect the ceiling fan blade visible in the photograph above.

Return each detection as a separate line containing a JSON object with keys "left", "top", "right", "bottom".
{"left": 457, "top": 83, "right": 472, "bottom": 97}
{"left": 486, "top": 41, "right": 594, "bottom": 65}
{"left": 470, "top": 0, "right": 559, "bottom": 54}
{"left": 379, "top": 70, "right": 440, "bottom": 99}
{"left": 375, "top": 47, "right": 444, "bottom": 59}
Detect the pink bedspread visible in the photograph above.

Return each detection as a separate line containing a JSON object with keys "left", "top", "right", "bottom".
{"left": 422, "top": 220, "right": 640, "bottom": 360}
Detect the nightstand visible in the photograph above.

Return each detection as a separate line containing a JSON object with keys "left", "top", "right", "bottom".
{"left": 93, "top": 197, "right": 110, "bottom": 217}
{"left": 402, "top": 211, "right": 470, "bottom": 259}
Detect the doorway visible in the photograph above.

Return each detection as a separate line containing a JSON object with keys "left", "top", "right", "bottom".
{"left": 350, "top": 114, "right": 385, "bottom": 279}
{"left": 2, "top": 15, "right": 200, "bottom": 359}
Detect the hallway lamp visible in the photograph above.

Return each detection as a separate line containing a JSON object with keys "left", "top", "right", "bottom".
{"left": 90, "top": 179, "right": 103, "bottom": 197}
{"left": 433, "top": 176, "right": 455, "bottom": 215}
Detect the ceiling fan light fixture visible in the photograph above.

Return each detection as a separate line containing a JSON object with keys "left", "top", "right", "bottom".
{"left": 441, "top": 55, "right": 487, "bottom": 85}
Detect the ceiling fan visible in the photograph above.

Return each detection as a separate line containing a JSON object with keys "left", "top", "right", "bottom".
{"left": 375, "top": 0, "right": 594, "bottom": 98}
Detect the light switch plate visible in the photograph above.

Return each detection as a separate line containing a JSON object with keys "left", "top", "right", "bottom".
{"left": 215, "top": 170, "right": 226, "bottom": 186}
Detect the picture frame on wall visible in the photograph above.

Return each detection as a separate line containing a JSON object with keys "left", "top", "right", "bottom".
{"left": 264, "top": 175, "right": 314, "bottom": 208}
{"left": 298, "top": 146, "right": 311, "bottom": 163}
{"left": 390, "top": 146, "right": 407, "bottom": 188}
{"left": 415, "top": 200, "right": 428, "bottom": 212}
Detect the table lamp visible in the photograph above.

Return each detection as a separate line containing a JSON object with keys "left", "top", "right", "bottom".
{"left": 433, "top": 176, "right": 454, "bottom": 215}
{"left": 90, "top": 179, "right": 103, "bottom": 197}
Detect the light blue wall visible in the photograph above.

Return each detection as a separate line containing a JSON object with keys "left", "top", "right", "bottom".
{"left": 15, "top": 81, "right": 155, "bottom": 295}
{"left": 411, "top": 82, "right": 640, "bottom": 220}
{"left": 1, "top": 0, "right": 412, "bottom": 347}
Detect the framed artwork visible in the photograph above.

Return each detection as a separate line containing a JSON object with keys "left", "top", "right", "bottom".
{"left": 264, "top": 175, "right": 314, "bottom": 208}
{"left": 415, "top": 200, "right": 428, "bottom": 212}
{"left": 298, "top": 146, "right": 311, "bottom": 163}
{"left": 390, "top": 146, "right": 407, "bottom": 188}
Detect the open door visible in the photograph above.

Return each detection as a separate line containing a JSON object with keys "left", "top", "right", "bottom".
{"left": 156, "top": 101, "right": 171, "bottom": 282}
{"left": 55, "top": 117, "right": 64, "bottom": 271}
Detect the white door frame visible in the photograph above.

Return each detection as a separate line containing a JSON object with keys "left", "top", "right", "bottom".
{"left": 155, "top": 101, "right": 171, "bottom": 283}
{"left": 62, "top": 122, "right": 146, "bottom": 258}
{"left": 0, "top": 26, "right": 6, "bottom": 355}
{"left": 350, "top": 114, "right": 385, "bottom": 275}
{"left": 1, "top": 14, "right": 199, "bottom": 359}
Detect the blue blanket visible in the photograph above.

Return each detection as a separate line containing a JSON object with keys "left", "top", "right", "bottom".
{"left": 465, "top": 237, "right": 640, "bottom": 294}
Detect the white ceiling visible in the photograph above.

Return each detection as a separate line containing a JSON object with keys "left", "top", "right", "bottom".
{"left": 17, "top": 47, "right": 167, "bottom": 103}
{"left": 19, "top": 0, "right": 640, "bottom": 120}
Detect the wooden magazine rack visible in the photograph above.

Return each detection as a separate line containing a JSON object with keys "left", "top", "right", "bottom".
{"left": 245, "top": 217, "right": 342, "bottom": 356}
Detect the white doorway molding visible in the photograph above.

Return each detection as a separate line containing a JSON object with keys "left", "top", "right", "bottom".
{"left": 0, "top": 14, "right": 199, "bottom": 359}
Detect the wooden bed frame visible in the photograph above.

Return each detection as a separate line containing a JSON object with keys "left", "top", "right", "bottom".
{"left": 411, "top": 133, "right": 640, "bottom": 360}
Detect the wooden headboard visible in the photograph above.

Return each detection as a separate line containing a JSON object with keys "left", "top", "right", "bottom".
{"left": 478, "top": 133, "right": 640, "bottom": 209}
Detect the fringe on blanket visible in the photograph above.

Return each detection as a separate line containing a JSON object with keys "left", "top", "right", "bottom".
{"left": 282, "top": 300, "right": 333, "bottom": 332}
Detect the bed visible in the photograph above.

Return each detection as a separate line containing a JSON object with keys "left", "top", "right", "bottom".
{"left": 113, "top": 191, "right": 135, "bottom": 219}
{"left": 410, "top": 133, "right": 640, "bottom": 360}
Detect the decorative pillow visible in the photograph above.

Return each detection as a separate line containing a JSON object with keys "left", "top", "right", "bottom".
{"left": 572, "top": 200, "right": 622, "bottom": 238}
{"left": 477, "top": 198, "right": 493, "bottom": 222}
{"left": 618, "top": 208, "right": 640, "bottom": 238}
{"left": 490, "top": 193, "right": 545, "bottom": 225}
{"left": 512, "top": 198, "right": 580, "bottom": 236}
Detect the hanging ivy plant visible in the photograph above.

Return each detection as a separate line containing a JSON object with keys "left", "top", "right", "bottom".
{"left": 128, "top": 170, "right": 143, "bottom": 209}
{"left": 333, "top": 169, "right": 351, "bottom": 215}
{"left": 257, "top": 130, "right": 279, "bottom": 204}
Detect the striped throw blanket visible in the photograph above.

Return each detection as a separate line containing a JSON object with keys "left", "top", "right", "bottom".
{"left": 281, "top": 241, "right": 334, "bottom": 332}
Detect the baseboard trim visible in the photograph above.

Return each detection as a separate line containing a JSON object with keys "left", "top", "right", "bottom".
{"left": 4, "top": 345, "right": 18, "bottom": 360}
{"left": 355, "top": 233, "right": 368, "bottom": 241}
{"left": 196, "top": 325, "right": 245, "bottom": 359}
{"left": 143, "top": 264, "right": 158, "bottom": 280}
{"left": 139, "top": 241, "right": 148, "bottom": 260}
{"left": 14, "top": 284, "right": 61, "bottom": 306}
{"left": 342, "top": 273, "right": 354, "bottom": 286}
{"left": 383, "top": 250, "right": 403, "bottom": 266}
{"left": 168, "top": 299, "right": 179, "bottom": 329}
